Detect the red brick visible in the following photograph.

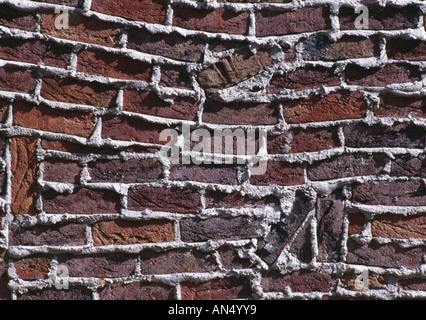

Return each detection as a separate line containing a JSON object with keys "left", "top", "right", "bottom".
{"left": 0, "top": 66, "right": 37, "bottom": 94}
{"left": 41, "top": 12, "right": 122, "bottom": 47}
{"left": 203, "top": 100, "right": 278, "bottom": 125}
{"left": 14, "top": 257, "right": 50, "bottom": 280}
{"left": 57, "top": 254, "right": 136, "bottom": 277}
{"left": 267, "top": 66, "right": 340, "bottom": 93}
{"left": 160, "top": 66, "right": 192, "bottom": 89}
{"left": 41, "top": 77, "right": 117, "bottom": 108}
{"left": 11, "top": 137, "right": 38, "bottom": 215}
{"left": 173, "top": 7, "right": 249, "bottom": 35}
{"left": 43, "top": 188, "right": 121, "bottom": 214}
{"left": 347, "top": 239, "right": 425, "bottom": 269}
{"left": 250, "top": 161, "right": 304, "bottom": 186}
{"left": 391, "top": 154, "right": 426, "bottom": 178}
{"left": 43, "top": 159, "right": 81, "bottom": 183}
{"left": 0, "top": 4, "right": 37, "bottom": 31}
{"left": 268, "top": 127, "right": 340, "bottom": 154}
{"left": 205, "top": 190, "right": 279, "bottom": 209}
{"left": 127, "top": 28, "right": 205, "bottom": 62}
{"left": 77, "top": 49, "right": 151, "bottom": 81}
{"left": 91, "top": 0, "right": 167, "bottom": 24}
{"left": 169, "top": 164, "right": 239, "bottom": 185}
{"left": 13, "top": 100, "right": 96, "bottom": 137}
{"left": 0, "top": 38, "right": 72, "bottom": 69}
{"left": 348, "top": 212, "right": 366, "bottom": 235}
{"left": 340, "top": 6, "right": 421, "bottom": 30}
{"left": 127, "top": 186, "right": 200, "bottom": 213}
{"left": 99, "top": 282, "right": 174, "bottom": 300}
{"left": 346, "top": 63, "right": 421, "bottom": 87}
{"left": 180, "top": 217, "right": 257, "bottom": 242}
{"left": 102, "top": 115, "right": 169, "bottom": 144}
{"left": 256, "top": 7, "right": 331, "bottom": 37}
{"left": 387, "top": 39, "right": 426, "bottom": 61}
{"left": 181, "top": 277, "right": 252, "bottom": 300}
{"left": 9, "top": 223, "right": 86, "bottom": 246}
{"left": 352, "top": 180, "right": 426, "bottom": 206}
{"left": 88, "top": 158, "right": 162, "bottom": 183}
{"left": 399, "top": 278, "right": 426, "bottom": 291}
{"left": 140, "top": 249, "right": 216, "bottom": 274}
{"left": 93, "top": 219, "right": 175, "bottom": 245}
{"left": 376, "top": 94, "right": 426, "bottom": 118}
{"left": 261, "top": 270, "right": 337, "bottom": 293}
{"left": 18, "top": 288, "right": 92, "bottom": 300}
{"left": 219, "top": 246, "right": 255, "bottom": 269}
{"left": 123, "top": 89, "right": 199, "bottom": 120}
{"left": 300, "top": 35, "right": 379, "bottom": 61}
{"left": 372, "top": 214, "right": 426, "bottom": 239}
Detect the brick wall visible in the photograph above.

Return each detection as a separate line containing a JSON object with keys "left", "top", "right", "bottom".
{"left": 0, "top": 0, "right": 425, "bottom": 300}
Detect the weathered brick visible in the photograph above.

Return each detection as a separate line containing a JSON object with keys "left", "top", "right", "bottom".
{"left": 180, "top": 217, "right": 258, "bottom": 242}
{"left": 41, "top": 12, "right": 122, "bottom": 47}
{"left": 203, "top": 100, "right": 278, "bottom": 125}
{"left": 18, "top": 287, "right": 92, "bottom": 300}
{"left": 173, "top": 7, "right": 249, "bottom": 35}
{"left": 391, "top": 154, "right": 426, "bottom": 178}
{"left": 43, "top": 159, "right": 81, "bottom": 183}
{"left": 340, "top": 6, "right": 421, "bottom": 30}
{"left": 77, "top": 49, "right": 151, "bottom": 81}
{"left": 261, "top": 270, "right": 337, "bottom": 293}
{"left": 91, "top": 0, "right": 167, "bottom": 23}
{"left": 14, "top": 257, "right": 51, "bottom": 280}
{"left": 377, "top": 94, "right": 426, "bottom": 118}
{"left": 299, "top": 35, "right": 378, "bottom": 61}
{"left": 288, "top": 217, "right": 313, "bottom": 263}
{"left": 160, "top": 66, "right": 192, "bottom": 89}
{"left": 267, "top": 66, "right": 340, "bottom": 93}
{"left": 181, "top": 277, "right": 252, "bottom": 300}
{"left": 57, "top": 254, "right": 136, "bottom": 277}
{"left": 127, "top": 29, "right": 205, "bottom": 62}
{"left": 348, "top": 212, "right": 366, "bottom": 235}
{"left": 344, "top": 123, "right": 424, "bottom": 149}
{"left": 99, "top": 282, "right": 174, "bottom": 300}
{"left": 198, "top": 49, "right": 272, "bottom": 94}
{"left": 205, "top": 190, "right": 278, "bottom": 209}
{"left": 41, "top": 77, "right": 117, "bottom": 108}
{"left": 140, "top": 249, "right": 216, "bottom": 274}
{"left": 257, "top": 192, "right": 314, "bottom": 265}
{"left": 88, "top": 158, "right": 162, "bottom": 183}
{"left": 102, "top": 115, "right": 169, "bottom": 144}
{"left": 316, "top": 192, "right": 344, "bottom": 262}
{"left": 13, "top": 100, "right": 96, "bottom": 137}
{"left": 11, "top": 137, "right": 38, "bottom": 215}
{"left": 399, "top": 278, "right": 426, "bottom": 291}
{"left": 93, "top": 219, "right": 174, "bottom": 245}
{"left": 282, "top": 91, "right": 366, "bottom": 124}
{"left": 9, "top": 223, "right": 86, "bottom": 246}
{"left": 346, "top": 239, "right": 425, "bottom": 268}
{"left": 250, "top": 161, "right": 304, "bottom": 186}
{"left": 308, "top": 153, "right": 388, "bottom": 181}
{"left": 169, "top": 164, "right": 239, "bottom": 185}
{"left": 268, "top": 127, "right": 340, "bottom": 154}
{"left": 0, "top": 66, "right": 37, "bottom": 94}
{"left": 0, "top": 38, "right": 72, "bottom": 69}
{"left": 346, "top": 63, "right": 421, "bottom": 87}
{"left": 352, "top": 180, "right": 426, "bottom": 206}
{"left": 0, "top": 4, "right": 37, "bottom": 31}
{"left": 256, "top": 7, "right": 331, "bottom": 37}
{"left": 43, "top": 188, "right": 121, "bottom": 214}
{"left": 127, "top": 186, "right": 200, "bottom": 213}
{"left": 33, "top": 0, "right": 81, "bottom": 6}
{"left": 372, "top": 214, "right": 426, "bottom": 239}
{"left": 219, "top": 246, "right": 255, "bottom": 269}
{"left": 124, "top": 89, "right": 200, "bottom": 120}
{"left": 387, "top": 38, "right": 426, "bottom": 61}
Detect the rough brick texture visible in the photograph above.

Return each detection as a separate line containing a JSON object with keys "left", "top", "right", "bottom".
{"left": 0, "top": 0, "right": 425, "bottom": 302}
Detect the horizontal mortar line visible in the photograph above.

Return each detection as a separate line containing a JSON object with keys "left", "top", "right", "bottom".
{"left": 341, "top": 262, "right": 424, "bottom": 275}
{"left": 119, "top": 111, "right": 197, "bottom": 127}
{"left": 311, "top": 174, "right": 426, "bottom": 185}
{"left": 346, "top": 203, "right": 426, "bottom": 214}
{"left": 343, "top": 147, "right": 426, "bottom": 154}
{"left": 371, "top": 237, "right": 426, "bottom": 247}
